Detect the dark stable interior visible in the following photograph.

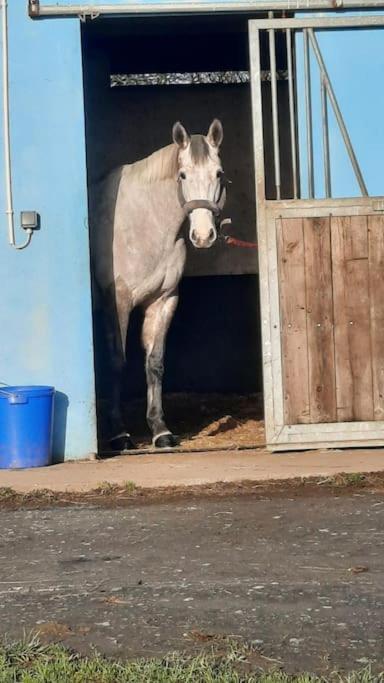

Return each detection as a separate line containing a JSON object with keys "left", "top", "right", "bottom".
{"left": 81, "top": 13, "right": 292, "bottom": 444}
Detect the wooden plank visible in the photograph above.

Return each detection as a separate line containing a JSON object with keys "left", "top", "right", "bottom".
{"left": 304, "top": 216, "right": 336, "bottom": 422}
{"left": 269, "top": 419, "right": 384, "bottom": 451}
{"left": 273, "top": 419, "right": 384, "bottom": 435}
{"left": 269, "top": 196, "right": 384, "bottom": 212}
{"left": 269, "top": 436, "right": 384, "bottom": 452}
{"left": 332, "top": 215, "right": 373, "bottom": 421}
{"left": 368, "top": 215, "right": 384, "bottom": 420}
{"left": 269, "top": 201, "right": 384, "bottom": 221}
{"left": 331, "top": 217, "right": 353, "bottom": 421}
{"left": 268, "top": 217, "right": 284, "bottom": 428}
{"left": 277, "top": 218, "right": 310, "bottom": 424}
{"left": 344, "top": 216, "right": 373, "bottom": 420}
{"left": 344, "top": 215, "right": 369, "bottom": 260}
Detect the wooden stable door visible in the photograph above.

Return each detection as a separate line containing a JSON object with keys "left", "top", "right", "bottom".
{"left": 260, "top": 202, "right": 384, "bottom": 451}
{"left": 279, "top": 212, "right": 384, "bottom": 426}
{"left": 257, "top": 201, "right": 384, "bottom": 450}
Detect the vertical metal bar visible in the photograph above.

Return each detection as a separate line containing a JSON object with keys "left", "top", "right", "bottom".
{"left": 249, "top": 24, "right": 266, "bottom": 204}
{"left": 321, "top": 74, "right": 331, "bottom": 198}
{"left": 308, "top": 28, "right": 368, "bottom": 196}
{"left": 286, "top": 28, "right": 298, "bottom": 199}
{"left": 303, "top": 28, "right": 314, "bottom": 198}
{"left": 269, "top": 24, "right": 281, "bottom": 200}
{"left": 249, "top": 21, "right": 284, "bottom": 446}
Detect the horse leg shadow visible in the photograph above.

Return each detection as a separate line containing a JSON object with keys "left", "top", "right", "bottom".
{"left": 102, "top": 282, "right": 135, "bottom": 452}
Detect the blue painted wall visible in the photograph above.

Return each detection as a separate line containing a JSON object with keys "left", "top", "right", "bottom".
{"left": 296, "top": 12, "right": 384, "bottom": 198}
{"left": 0, "top": 1, "right": 97, "bottom": 460}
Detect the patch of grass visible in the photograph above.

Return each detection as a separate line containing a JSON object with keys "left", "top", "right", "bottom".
{"left": 318, "top": 473, "right": 367, "bottom": 488}
{"left": 123, "top": 480, "right": 136, "bottom": 493}
{"left": 1, "top": 471, "right": 384, "bottom": 511}
{"left": 0, "top": 635, "right": 382, "bottom": 683}
{"left": 94, "top": 481, "right": 120, "bottom": 495}
{"left": 1, "top": 632, "right": 52, "bottom": 666}
{"left": 21, "top": 488, "right": 57, "bottom": 501}
{"left": 0, "top": 487, "right": 15, "bottom": 500}
{"left": 94, "top": 480, "right": 136, "bottom": 496}
{"left": 336, "top": 473, "right": 367, "bottom": 487}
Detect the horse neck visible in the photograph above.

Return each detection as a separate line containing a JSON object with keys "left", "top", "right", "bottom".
{"left": 144, "top": 176, "right": 185, "bottom": 237}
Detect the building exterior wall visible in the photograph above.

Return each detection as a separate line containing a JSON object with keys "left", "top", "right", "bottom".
{"left": 0, "top": 1, "right": 97, "bottom": 461}
{"left": 2, "top": 2, "right": 382, "bottom": 461}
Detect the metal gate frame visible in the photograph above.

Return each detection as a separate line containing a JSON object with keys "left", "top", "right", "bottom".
{"left": 249, "top": 14, "right": 384, "bottom": 451}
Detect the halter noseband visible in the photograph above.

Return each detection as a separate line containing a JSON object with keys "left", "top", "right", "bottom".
{"left": 177, "top": 174, "right": 258, "bottom": 249}
{"left": 177, "top": 174, "right": 229, "bottom": 223}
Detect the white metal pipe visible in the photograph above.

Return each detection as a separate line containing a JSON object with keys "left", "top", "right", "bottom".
{"left": 269, "top": 24, "right": 281, "bottom": 200}
{"left": 321, "top": 73, "right": 331, "bottom": 197}
{"left": 286, "top": 28, "right": 298, "bottom": 199}
{"left": 249, "top": 24, "right": 266, "bottom": 203}
{"left": 1, "top": 0, "right": 33, "bottom": 250}
{"left": 29, "top": 1, "right": 384, "bottom": 19}
{"left": 303, "top": 29, "right": 314, "bottom": 198}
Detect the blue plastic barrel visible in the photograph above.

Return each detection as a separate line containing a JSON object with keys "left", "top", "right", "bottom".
{"left": 0, "top": 386, "right": 55, "bottom": 469}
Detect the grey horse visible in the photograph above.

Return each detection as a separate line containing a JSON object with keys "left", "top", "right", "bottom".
{"left": 90, "top": 119, "right": 225, "bottom": 450}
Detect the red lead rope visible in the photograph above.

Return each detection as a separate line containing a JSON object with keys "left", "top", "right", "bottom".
{"left": 219, "top": 219, "right": 258, "bottom": 249}
{"left": 223, "top": 235, "right": 258, "bottom": 249}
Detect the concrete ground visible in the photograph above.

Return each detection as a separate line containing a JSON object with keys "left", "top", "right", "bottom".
{"left": 1, "top": 447, "right": 384, "bottom": 492}
{"left": 0, "top": 488, "right": 383, "bottom": 673}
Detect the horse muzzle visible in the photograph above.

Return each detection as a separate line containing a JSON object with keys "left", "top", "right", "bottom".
{"left": 188, "top": 205, "right": 218, "bottom": 249}
{"left": 189, "top": 225, "right": 217, "bottom": 249}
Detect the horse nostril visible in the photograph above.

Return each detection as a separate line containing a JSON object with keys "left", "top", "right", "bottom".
{"left": 209, "top": 228, "right": 215, "bottom": 241}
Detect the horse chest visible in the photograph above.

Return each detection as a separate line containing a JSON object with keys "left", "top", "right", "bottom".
{"left": 129, "top": 237, "right": 186, "bottom": 306}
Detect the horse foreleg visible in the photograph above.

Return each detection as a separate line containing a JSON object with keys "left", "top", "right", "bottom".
{"left": 142, "top": 291, "right": 179, "bottom": 448}
{"left": 104, "top": 280, "right": 133, "bottom": 451}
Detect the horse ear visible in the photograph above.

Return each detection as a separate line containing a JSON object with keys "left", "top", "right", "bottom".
{"left": 172, "top": 121, "right": 190, "bottom": 149}
{"left": 207, "top": 119, "right": 223, "bottom": 148}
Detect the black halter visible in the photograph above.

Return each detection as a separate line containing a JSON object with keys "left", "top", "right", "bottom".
{"left": 177, "top": 174, "right": 229, "bottom": 224}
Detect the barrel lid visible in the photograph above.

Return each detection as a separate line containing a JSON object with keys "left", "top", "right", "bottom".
{"left": 0, "top": 385, "right": 55, "bottom": 399}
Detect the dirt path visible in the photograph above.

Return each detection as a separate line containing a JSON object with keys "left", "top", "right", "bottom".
{"left": 1, "top": 487, "right": 383, "bottom": 673}
{"left": 2, "top": 447, "right": 384, "bottom": 494}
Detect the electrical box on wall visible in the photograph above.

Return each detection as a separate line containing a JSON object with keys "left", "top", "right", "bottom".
{"left": 20, "top": 211, "right": 40, "bottom": 230}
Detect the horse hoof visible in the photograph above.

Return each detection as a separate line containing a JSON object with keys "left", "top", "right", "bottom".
{"left": 109, "top": 433, "right": 135, "bottom": 452}
{"left": 153, "top": 433, "right": 178, "bottom": 449}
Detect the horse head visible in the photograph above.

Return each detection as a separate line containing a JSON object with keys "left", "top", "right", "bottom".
{"left": 173, "top": 119, "right": 225, "bottom": 249}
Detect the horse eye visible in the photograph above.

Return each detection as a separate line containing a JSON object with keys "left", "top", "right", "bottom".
{"left": 179, "top": 172, "right": 186, "bottom": 180}
{"left": 217, "top": 169, "right": 224, "bottom": 179}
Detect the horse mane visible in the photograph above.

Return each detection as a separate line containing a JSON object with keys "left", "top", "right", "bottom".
{"left": 124, "top": 143, "right": 179, "bottom": 185}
